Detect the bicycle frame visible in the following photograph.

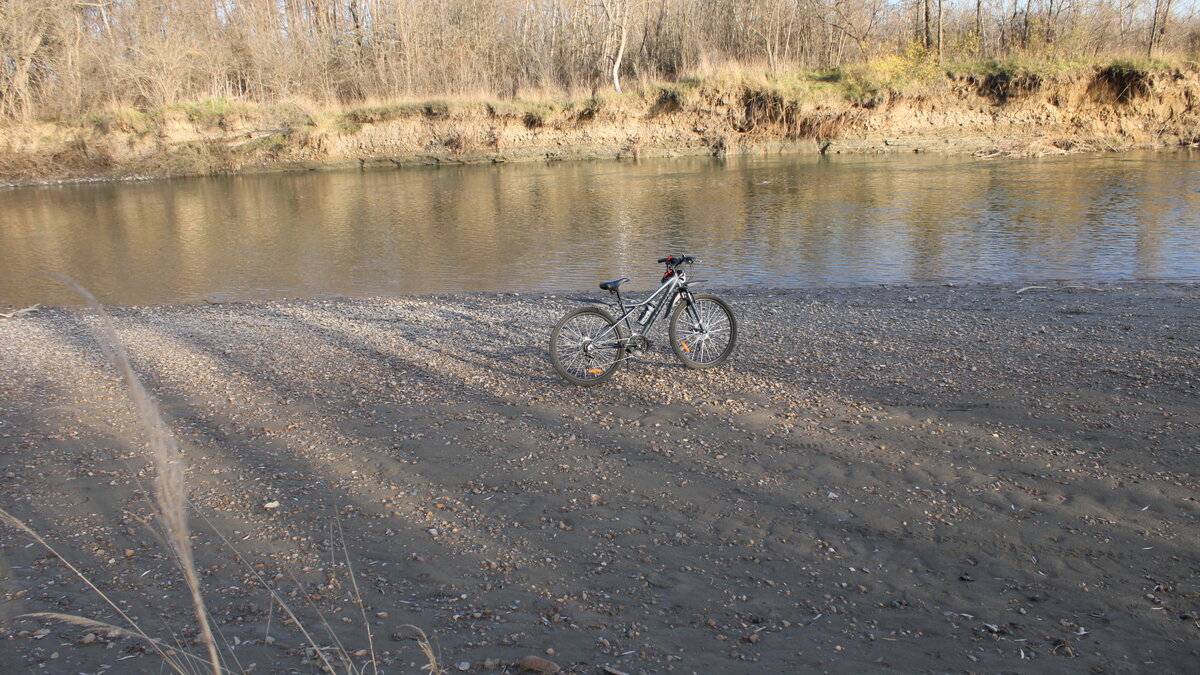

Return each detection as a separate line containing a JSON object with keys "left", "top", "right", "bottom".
{"left": 601, "top": 269, "right": 699, "bottom": 348}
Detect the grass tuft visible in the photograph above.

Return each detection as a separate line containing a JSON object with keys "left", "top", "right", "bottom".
{"left": 88, "top": 108, "right": 153, "bottom": 134}
{"left": 164, "top": 98, "right": 249, "bottom": 125}
{"left": 400, "top": 625, "right": 445, "bottom": 674}
{"left": 342, "top": 103, "right": 426, "bottom": 125}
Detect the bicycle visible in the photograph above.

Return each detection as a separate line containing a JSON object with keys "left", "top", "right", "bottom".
{"left": 549, "top": 255, "right": 738, "bottom": 386}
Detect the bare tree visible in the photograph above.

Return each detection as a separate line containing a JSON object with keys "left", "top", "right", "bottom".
{"left": 937, "top": 0, "right": 944, "bottom": 61}
{"left": 0, "top": 0, "right": 71, "bottom": 119}
{"left": 1148, "top": 0, "right": 1176, "bottom": 56}
{"left": 599, "top": 0, "right": 630, "bottom": 93}
{"left": 0, "top": 0, "right": 1196, "bottom": 121}
{"left": 924, "top": 0, "right": 934, "bottom": 47}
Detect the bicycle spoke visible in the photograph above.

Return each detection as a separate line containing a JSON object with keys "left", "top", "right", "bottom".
{"left": 670, "top": 296, "right": 734, "bottom": 367}
{"left": 552, "top": 309, "right": 626, "bottom": 382}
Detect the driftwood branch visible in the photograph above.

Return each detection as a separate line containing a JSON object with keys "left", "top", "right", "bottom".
{"left": 1016, "top": 285, "right": 1104, "bottom": 294}
{"left": 0, "top": 304, "right": 40, "bottom": 318}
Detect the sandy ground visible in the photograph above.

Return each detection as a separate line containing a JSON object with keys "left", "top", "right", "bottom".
{"left": 0, "top": 283, "right": 1197, "bottom": 674}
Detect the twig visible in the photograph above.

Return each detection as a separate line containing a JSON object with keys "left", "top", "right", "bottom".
{"left": 0, "top": 304, "right": 40, "bottom": 318}
{"left": 1017, "top": 284, "right": 1105, "bottom": 294}
{"left": 191, "top": 503, "right": 341, "bottom": 675}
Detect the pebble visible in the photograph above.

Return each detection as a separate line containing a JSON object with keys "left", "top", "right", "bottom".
{"left": 518, "top": 655, "right": 562, "bottom": 673}
{"left": 0, "top": 285, "right": 1196, "bottom": 673}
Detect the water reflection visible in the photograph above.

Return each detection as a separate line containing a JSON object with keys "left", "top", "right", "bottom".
{"left": 0, "top": 150, "right": 1197, "bottom": 305}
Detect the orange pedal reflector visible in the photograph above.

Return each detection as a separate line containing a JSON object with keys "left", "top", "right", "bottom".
{"left": 587, "top": 368, "right": 603, "bottom": 374}
{"left": 680, "top": 342, "right": 691, "bottom": 353}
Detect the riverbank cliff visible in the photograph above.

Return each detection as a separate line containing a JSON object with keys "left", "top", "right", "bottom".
{"left": 2, "top": 62, "right": 1198, "bottom": 185}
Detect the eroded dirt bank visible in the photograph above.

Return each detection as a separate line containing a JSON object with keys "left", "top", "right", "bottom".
{"left": 2, "top": 64, "right": 1199, "bottom": 185}
{"left": 0, "top": 283, "right": 1197, "bottom": 673}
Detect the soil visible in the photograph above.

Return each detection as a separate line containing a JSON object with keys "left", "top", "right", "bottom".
{"left": 2, "top": 65, "right": 1199, "bottom": 186}
{"left": 1, "top": 282, "right": 1198, "bottom": 673}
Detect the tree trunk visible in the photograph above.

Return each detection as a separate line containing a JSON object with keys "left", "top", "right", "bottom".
{"left": 923, "top": 0, "right": 932, "bottom": 48}
{"left": 1148, "top": 8, "right": 1157, "bottom": 56}
{"left": 976, "top": 0, "right": 984, "bottom": 54}
{"left": 1148, "top": 0, "right": 1175, "bottom": 57}
{"left": 601, "top": 0, "right": 629, "bottom": 94}
{"left": 3, "top": 29, "right": 45, "bottom": 120}
{"left": 936, "top": 0, "right": 943, "bottom": 62}
{"left": 613, "top": 21, "right": 627, "bottom": 93}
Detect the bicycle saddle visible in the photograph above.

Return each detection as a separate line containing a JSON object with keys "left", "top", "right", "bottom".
{"left": 599, "top": 277, "right": 629, "bottom": 292}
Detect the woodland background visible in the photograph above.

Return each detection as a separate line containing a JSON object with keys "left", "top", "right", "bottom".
{"left": 1, "top": 0, "right": 1196, "bottom": 121}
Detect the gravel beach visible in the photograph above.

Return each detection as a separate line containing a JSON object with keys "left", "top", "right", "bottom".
{"left": 1, "top": 283, "right": 1197, "bottom": 674}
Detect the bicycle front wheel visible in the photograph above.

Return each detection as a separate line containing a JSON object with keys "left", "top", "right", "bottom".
{"left": 549, "top": 307, "right": 627, "bottom": 386}
{"left": 669, "top": 294, "right": 737, "bottom": 369}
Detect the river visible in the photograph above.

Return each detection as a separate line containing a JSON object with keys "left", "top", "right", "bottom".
{"left": 1, "top": 150, "right": 1197, "bottom": 306}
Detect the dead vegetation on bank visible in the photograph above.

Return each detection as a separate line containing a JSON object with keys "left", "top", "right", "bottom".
{"left": 2, "top": 1, "right": 1196, "bottom": 181}
{"left": 0, "top": 59, "right": 1198, "bottom": 184}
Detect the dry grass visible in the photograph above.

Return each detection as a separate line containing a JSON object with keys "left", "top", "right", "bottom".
{"left": 0, "top": 279, "right": 433, "bottom": 673}
{"left": 3, "top": 0, "right": 1199, "bottom": 125}
{"left": 0, "top": 55, "right": 1195, "bottom": 182}
{"left": 58, "top": 276, "right": 221, "bottom": 674}
{"left": 0, "top": 510, "right": 208, "bottom": 673}
{"left": 400, "top": 625, "right": 445, "bottom": 675}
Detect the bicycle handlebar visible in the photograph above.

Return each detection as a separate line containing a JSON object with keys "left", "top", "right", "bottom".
{"left": 657, "top": 255, "right": 697, "bottom": 266}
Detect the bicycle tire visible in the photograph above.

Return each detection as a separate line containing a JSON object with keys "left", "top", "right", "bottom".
{"left": 549, "top": 306, "right": 627, "bottom": 386}
{"left": 669, "top": 294, "right": 737, "bottom": 369}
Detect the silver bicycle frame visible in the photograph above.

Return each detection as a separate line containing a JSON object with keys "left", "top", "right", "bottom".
{"left": 598, "top": 270, "right": 698, "bottom": 351}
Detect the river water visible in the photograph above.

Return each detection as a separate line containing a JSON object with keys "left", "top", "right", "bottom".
{"left": 1, "top": 150, "right": 1198, "bottom": 306}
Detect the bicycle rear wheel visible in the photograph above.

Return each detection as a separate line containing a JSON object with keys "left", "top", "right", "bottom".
{"left": 669, "top": 294, "right": 737, "bottom": 369}
{"left": 549, "top": 307, "right": 627, "bottom": 386}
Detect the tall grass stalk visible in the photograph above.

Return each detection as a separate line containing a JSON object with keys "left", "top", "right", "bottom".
{"left": 401, "top": 625, "right": 445, "bottom": 675}
{"left": 0, "top": 510, "right": 202, "bottom": 672}
{"left": 335, "top": 512, "right": 380, "bottom": 675}
{"left": 1, "top": 278, "right": 437, "bottom": 673}
{"left": 56, "top": 275, "right": 221, "bottom": 674}
{"left": 192, "top": 508, "right": 342, "bottom": 674}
